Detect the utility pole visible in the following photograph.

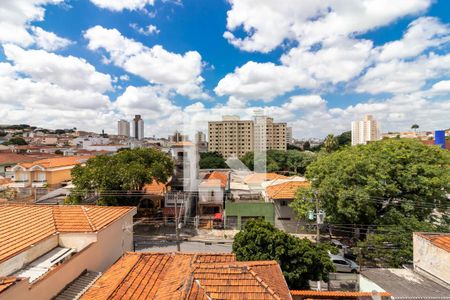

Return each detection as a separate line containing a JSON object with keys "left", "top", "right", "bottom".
{"left": 175, "top": 192, "right": 181, "bottom": 252}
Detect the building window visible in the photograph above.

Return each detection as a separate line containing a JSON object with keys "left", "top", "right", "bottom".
{"left": 277, "top": 217, "right": 291, "bottom": 221}
{"left": 280, "top": 200, "right": 288, "bottom": 206}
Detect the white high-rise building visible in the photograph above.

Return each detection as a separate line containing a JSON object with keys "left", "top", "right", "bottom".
{"left": 351, "top": 115, "right": 380, "bottom": 146}
{"left": 117, "top": 119, "right": 130, "bottom": 137}
{"left": 132, "top": 115, "right": 144, "bottom": 140}
{"left": 286, "top": 127, "right": 293, "bottom": 144}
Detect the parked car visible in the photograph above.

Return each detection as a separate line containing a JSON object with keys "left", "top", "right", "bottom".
{"left": 331, "top": 239, "right": 357, "bottom": 260}
{"left": 328, "top": 252, "right": 359, "bottom": 273}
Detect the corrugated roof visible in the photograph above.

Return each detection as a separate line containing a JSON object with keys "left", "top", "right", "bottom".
{"left": 416, "top": 232, "right": 450, "bottom": 253}
{"left": 81, "top": 252, "right": 292, "bottom": 300}
{"left": 0, "top": 204, "right": 135, "bottom": 264}
{"left": 266, "top": 181, "right": 310, "bottom": 200}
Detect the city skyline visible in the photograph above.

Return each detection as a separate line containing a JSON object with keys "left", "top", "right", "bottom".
{"left": 0, "top": 1, "right": 449, "bottom": 139}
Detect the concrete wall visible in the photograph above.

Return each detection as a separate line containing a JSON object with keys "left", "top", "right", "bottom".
{"left": 199, "top": 186, "right": 223, "bottom": 204}
{"left": 1, "top": 209, "right": 135, "bottom": 300}
{"left": 59, "top": 233, "right": 97, "bottom": 252}
{"left": 224, "top": 201, "right": 274, "bottom": 229}
{"left": 0, "top": 235, "right": 58, "bottom": 276}
{"left": 273, "top": 200, "right": 297, "bottom": 232}
{"left": 413, "top": 234, "right": 450, "bottom": 285}
{"left": 46, "top": 168, "right": 72, "bottom": 186}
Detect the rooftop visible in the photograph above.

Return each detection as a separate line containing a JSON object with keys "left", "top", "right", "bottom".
{"left": 81, "top": 252, "right": 291, "bottom": 300}
{"left": 290, "top": 290, "right": 391, "bottom": 298}
{"left": 0, "top": 204, "right": 135, "bottom": 264}
{"left": 200, "top": 171, "right": 228, "bottom": 188}
{"left": 18, "top": 156, "right": 92, "bottom": 169}
{"left": 361, "top": 268, "right": 450, "bottom": 299}
{"left": 143, "top": 179, "right": 168, "bottom": 195}
{"left": 0, "top": 153, "right": 56, "bottom": 165}
{"left": 415, "top": 232, "right": 450, "bottom": 252}
{"left": 244, "top": 173, "right": 288, "bottom": 185}
{"left": 266, "top": 181, "right": 310, "bottom": 200}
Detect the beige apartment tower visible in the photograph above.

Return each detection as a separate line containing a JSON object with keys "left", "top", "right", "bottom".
{"left": 208, "top": 115, "right": 287, "bottom": 158}
{"left": 351, "top": 115, "right": 380, "bottom": 145}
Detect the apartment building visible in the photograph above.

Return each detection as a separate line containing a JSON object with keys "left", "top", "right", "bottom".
{"left": 208, "top": 115, "right": 287, "bottom": 158}
{"left": 132, "top": 114, "right": 144, "bottom": 140}
{"left": 351, "top": 115, "right": 380, "bottom": 146}
{"left": 117, "top": 119, "right": 130, "bottom": 137}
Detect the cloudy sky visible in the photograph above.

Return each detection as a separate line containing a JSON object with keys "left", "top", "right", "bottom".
{"left": 0, "top": 0, "right": 449, "bottom": 138}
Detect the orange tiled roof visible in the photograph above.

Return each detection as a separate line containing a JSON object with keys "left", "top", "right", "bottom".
{"left": 0, "top": 277, "right": 22, "bottom": 294}
{"left": 0, "top": 204, "right": 135, "bottom": 263}
{"left": 266, "top": 181, "right": 310, "bottom": 200}
{"left": 173, "top": 141, "right": 194, "bottom": 147}
{"left": 0, "top": 153, "right": 55, "bottom": 165}
{"left": 416, "top": 232, "right": 450, "bottom": 252}
{"left": 18, "top": 156, "right": 92, "bottom": 169}
{"left": 244, "top": 173, "right": 288, "bottom": 185}
{"left": 290, "top": 290, "right": 391, "bottom": 297}
{"left": 143, "top": 179, "right": 168, "bottom": 195}
{"left": 201, "top": 171, "right": 228, "bottom": 188}
{"left": 81, "top": 252, "right": 292, "bottom": 300}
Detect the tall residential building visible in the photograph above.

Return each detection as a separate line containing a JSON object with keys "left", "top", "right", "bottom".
{"left": 195, "top": 131, "right": 207, "bottom": 144}
{"left": 117, "top": 119, "right": 130, "bottom": 137}
{"left": 208, "top": 115, "right": 287, "bottom": 158}
{"left": 351, "top": 114, "right": 380, "bottom": 146}
{"left": 169, "top": 131, "right": 189, "bottom": 143}
{"left": 286, "top": 127, "right": 293, "bottom": 144}
{"left": 132, "top": 115, "right": 144, "bottom": 140}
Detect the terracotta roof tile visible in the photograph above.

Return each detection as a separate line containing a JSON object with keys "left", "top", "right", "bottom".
{"left": 0, "top": 153, "right": 54, "bottom": 165}
{"left": 202, "top": 172, "right": 228, "bottom": 188}
{"left": 416, "top": 232, "right": 450, "bottom": 252}
{"left": 0, "top": 204, "right": 135, "bottom": 264}
{"left": 143, "top": 180, "right": 168, "bottom": 196}
{"left": 290, "top": 290, "right": 391, "bottom": 297}
{"left": 81, "top": 253, "right": 292, "bottom": 300}
{"left": 173, "top": 141, "right": 194, "bottom": 147}
{"left": 266, "top": 181, "right": 310, "bottom": 200}
{"left": 19, "top": 156, "right": 92, "bottom": 169}
{"left": 0, "top": 277, "right": 22, "bottom": 294}
{"left": 245, "top": 173, "right": 288, "bottom": 185}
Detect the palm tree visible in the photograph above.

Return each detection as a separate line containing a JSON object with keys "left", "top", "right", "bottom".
{"left": 323, "top": 134, "right": 338, "bottom": 153}
{"left": 411, "top": 124, "right": 419, "bottom": 133}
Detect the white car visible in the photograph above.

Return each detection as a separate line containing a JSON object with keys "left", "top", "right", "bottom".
{"left": 328, "top": 252, "right": 359, "bottom": 273}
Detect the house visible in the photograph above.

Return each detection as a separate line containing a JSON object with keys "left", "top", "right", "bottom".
{"left": 10, "top": 156, "right": 91, "bottom": 188}
{"left": 413, "top": 232, "right": 450, "bottom": 285}
{"left": 359, "top": 232, "right": 450, "bottom": 298}
{"left": 80, "top": 252, "right": 292, "bottom": 299}
{"left": 0, "top": 153, "right": 55, "bottom": 178}
{"left": 290, "top": 290, "right": 391, "bottom": 300}
{"left": 224, "top": 200, "right": 275, "bottom": 229}
{"left": 198, "top": 171, "right": 229, "bottom": 228}
{"left": 0, "top": 204, "right": 136, "bottom": 300}
{"left": 263, "top": 178, "right": 310, "bottom": 232}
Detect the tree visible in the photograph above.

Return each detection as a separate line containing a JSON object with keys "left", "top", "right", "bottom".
{"left": 303, "top": 141, "right": 311, "bottom": 151}
{"left": 68, "top": 148, "right": 174, "bottom": 206}
{"left": 4, "top": 137, "right": 27, "bottom": 145}
{"left": 335, "top": 131, "right": 351, "bottom": 147}
{"left": 232, "top": 219, "right": 334, "bottom": 289}
{"left": 411, "top": 124, "right": 419, "bottom": 133}
{"left": 292, "top": 139, "right": 450, "bottom": 225}
{"left": 286, "top": 150, "right": 316, "bottom": 175}
{"left": 323, "top": 134, "right": 338, "bottom": 153}
{"left": 357, "top": 210, "right": 449, "bottom": 267}
{"left": 199, "top": 152, "right": 227, "bottom": 169}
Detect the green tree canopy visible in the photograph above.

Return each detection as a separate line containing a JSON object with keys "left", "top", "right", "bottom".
{"left": 68, "top": 148, "right": 174, "bottom": 206}
{"left": 335, "top": 131, "right": 351, "bottom": 147}
{"left": 292, "top": 139, "right": 450, "bottom": 225}
{"left": 323, "top": 134, "right": 338, "bottom": 153}
{"left": 4, "top": 137, "right": 27, "bottom": 145}
{"left": 199, "top": 151, "right": 228, "bottom": 169}
{"left": 232, "top": 219, "right": 334, "bottom": 289}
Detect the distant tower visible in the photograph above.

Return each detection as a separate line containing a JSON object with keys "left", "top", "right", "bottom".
{"left": 132, "top": 115, "right": 144, "bottom": 140}
{"left": 117, "top": 119, "right": 130, "bottom": 137}
{"left": 351, "top": 115, "right": 380, "bottom": 146}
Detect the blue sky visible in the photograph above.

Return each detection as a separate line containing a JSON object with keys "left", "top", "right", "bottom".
{"left": 0, "top": 0, "right": 449, "bottom": 138}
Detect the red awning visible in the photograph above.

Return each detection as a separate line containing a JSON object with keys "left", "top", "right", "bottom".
{"left": 214, "top": 212, "right": 223, "bottom": 220}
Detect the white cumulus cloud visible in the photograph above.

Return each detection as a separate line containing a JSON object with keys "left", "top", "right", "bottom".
{"left": 90, "top": 0, "right": 155, "bottom": 11}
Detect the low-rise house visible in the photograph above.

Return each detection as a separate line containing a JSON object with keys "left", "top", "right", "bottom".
{"left": 224, "top": 200, "right": 274, "bottom": 229}
{"left": 198, "top": 171, "right": 229, "bottom": 228}
{"left": 263, "top": 178, "right": 310, "bottom": 232}
{"left": 0, "top": 204, "right": 136, "bottom": 300}
{"left": 291, "top": 290, "right": 391, "bottom": 300}
{"left": 10, "top": 156, "right": 91, "bottom": 188}
{"left": 81, "top": 252, "right": 292, "bottom": 299}
{"left": 413, "top": 232, "right": 450, "bottom": 285}
{"left": 359, "top": 232, "right": 450, "bottom": 298}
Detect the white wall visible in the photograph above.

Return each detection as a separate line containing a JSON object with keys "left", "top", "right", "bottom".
{"left": 0, "top": 235, "right": 58, "bottom": 276}
{"left": 413, "top": 234, "right": 450, "bottom": 285}
{"left": 1, "top": 209, "right": 136, "bottom": 300}
{"left": 58, "top": 233, "right": 97, "bottom": 252}
{"left": 359, "top": 275, "right": 386, "bottom": 293}
{"left": 199, "top": 186, "right": 223, "bottom": 204}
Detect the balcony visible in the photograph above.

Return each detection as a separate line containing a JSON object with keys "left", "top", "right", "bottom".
{"left": 32, "top": 180, "right": 47, "bottom": 188}
{"left": 11, "top": 180, "right": 30, "bottom": 188}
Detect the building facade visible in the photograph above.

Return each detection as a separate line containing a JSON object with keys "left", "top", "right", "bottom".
{"left": 351, "top": 115, "right": 380, "bottom": 146}
{"left": 117, "top": 119, "right": 130, "bottom": 137}
{"left": 208, "top": 115, "right": 287, "bottom": 158}
{"left": 132, "top": 115, "right": 144, "bottom": 140}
